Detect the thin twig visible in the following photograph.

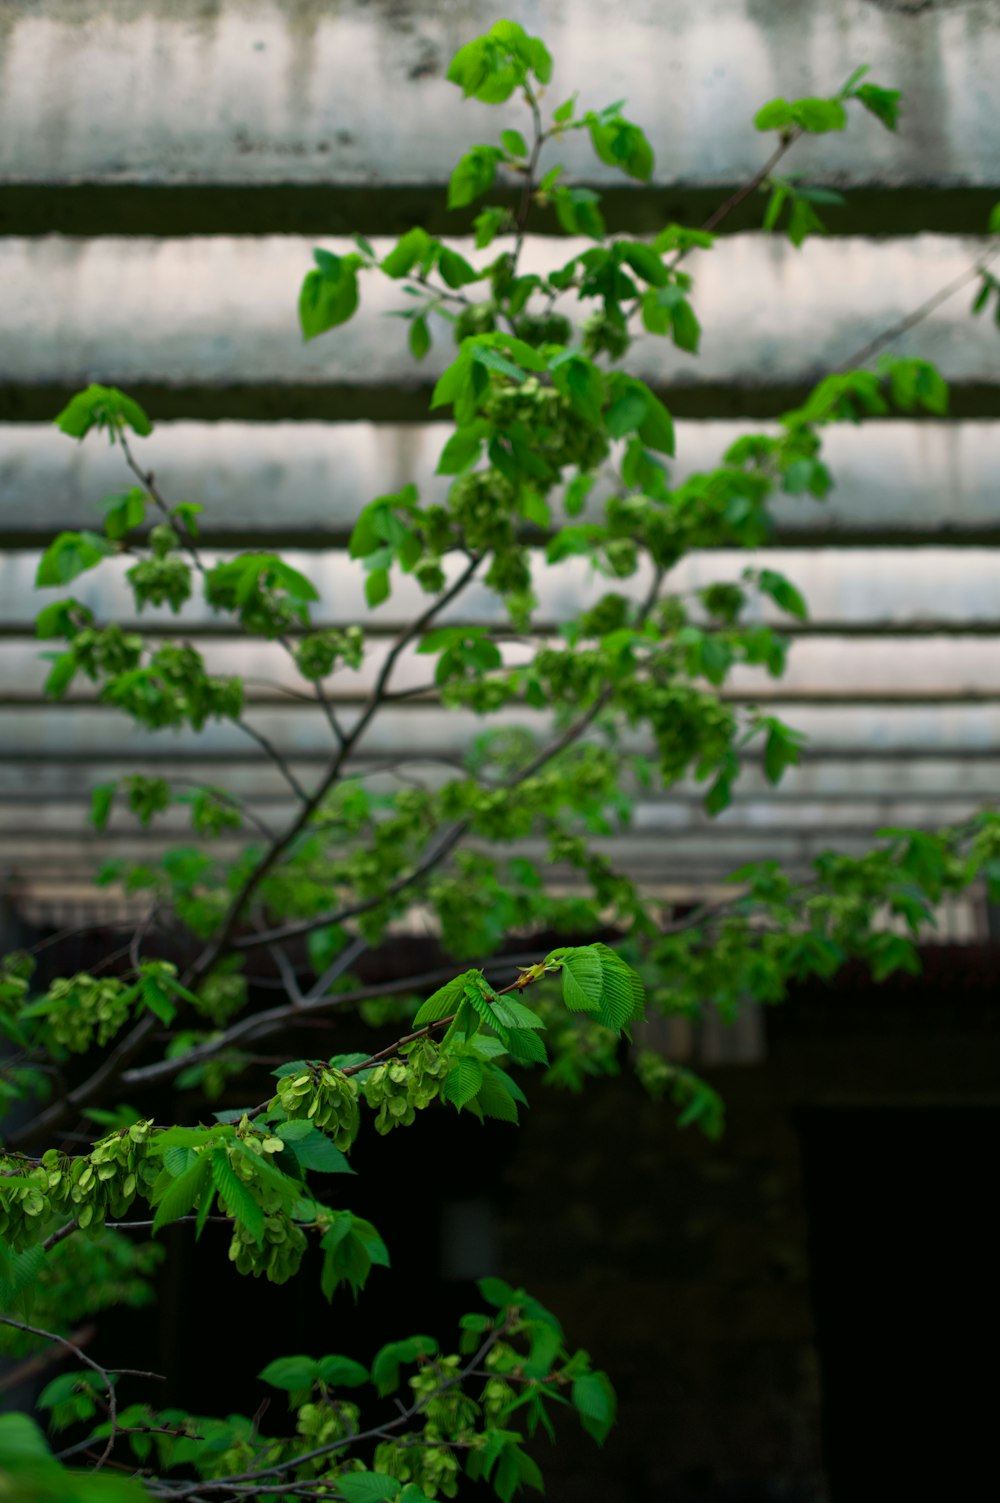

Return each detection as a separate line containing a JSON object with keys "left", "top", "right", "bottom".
{"left": 840, "top": 245, "right": 1000, "bottom": 371}
{"left": 0, "top": 1315, "right": 163, "bottom": 1469}
{"left": 119, "top": 950, "right": 552, "bottom": 1089}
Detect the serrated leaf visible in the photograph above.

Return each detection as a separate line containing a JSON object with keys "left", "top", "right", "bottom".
{"left": 152, "top": 1153, "right": 210, "bottom": 1234}
{"left": 211, "top": 1150, "right": 266, "bottom": 1244}
{"left": 287, "top": 1131, "right": 355, "bottom": 1175}
{"left": 337, "top": 1473, "right": 402, "bottom": 1503}
{"left": 444, "top": 1057, "right": 484, "bottom": 1109}
{"left": 413, "top": 973, "right": 470, "bottom": 1027}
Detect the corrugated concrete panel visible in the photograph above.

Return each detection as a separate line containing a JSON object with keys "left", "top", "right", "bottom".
{"left": 1, "top": 0, "right": 997, "bottom": 192}
{"left": 1, "top": 235, "right": 996, "bottom": 402}
{"left": 0, "top": 795, "right": 985, "bottom": 842}
{"left": 3, "top": 420, "right": 1000, "bottom": 543}
{"left": 3, "top": 635, "right": 1000, "bottom": 702}
{"left": 5, "top": 548, "right": 1000, "bottom": 631}
{"left": 1, "top": 756, "right": 994, "bottom": 806}
{"left": 3, "top": 703, "right": 1000, "bottom": 759}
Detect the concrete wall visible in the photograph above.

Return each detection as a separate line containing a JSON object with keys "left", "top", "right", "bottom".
{"left": 0, "top": 0, "right": 998, "bottom": 900}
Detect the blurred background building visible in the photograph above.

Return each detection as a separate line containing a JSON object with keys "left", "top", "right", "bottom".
{"left": 1, "top": 1, "right": 998, "bottom": 1498}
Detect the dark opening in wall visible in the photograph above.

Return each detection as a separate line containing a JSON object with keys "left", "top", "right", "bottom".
{"left": 798, "top": 1107, "right": 998, "bottom": 1498}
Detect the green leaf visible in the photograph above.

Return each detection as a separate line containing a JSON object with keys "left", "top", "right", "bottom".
{"left": 286, "top": 1131, "right": 355, "bottom": 1175}
{"left": 754, "top": 98, "right": 794, "bottom": 131}
{"left": 152, "top": 1153, "right": 211, "bottom": 1234}
{"left": 382, "top": 228, "right": 432, "bottom": 279}
{"left": 371, "top": 1335, "right": 438, "bottom": 1396}
{"left": 211, "top": 1150, "right": 266, "bottom": 1244}
{"left": 791, "top": 97, "right": 847, "bottom": 133}
{"left": 35, "top": 531, "right": 112, "bottom": 588}
{"left": 636, "top": 390, "right": 675, "bottom": 455}
{"left": 478, "top": 1276, "right": 515, "bottom": 1308}
{"left": 852, "top": 82, "right": 901, "bottom": 131}
{"left": 501, "top": 128, "right": 528, "bottom": 158}
{"left": 449, "top": 146, "right": 503, "bottom": 210}
{"left": 558, "top": 949, "right": 603, "bottom": 1014}
{"left": 757, "top": 568, "right": 808, "bottom": 620}
{"left": 365, "top": 567, "right": 390, "bottom": 609}
{"left": 316, "top": 1354, "right": 369, "bottom": 1386}
{"left": 141, "top": 976, "right": 176, "bottom": 1026}
{"left": 100, "top": 487, "right": 146, "bottom": 540}
{"left": 258, "top": 1355, "right": 319, "bottom": 1392}
{"left": 444, "top": 1056, "right": 485, "bottom": 1109}
{"left": 437, "top": 426, "right": 485, "bottom": 475}
{"left": 408, "top": 315, "right": 431, "bottom": 361}
{"left": 562, "top": 473, "right": 595, "bottom": 520}
{"left": 572, "top": 1369, "right": 617, "bottom": 1444}
{"left": 413, "top": 972, "right": 471, "bottom": 1027}
{"left": 89, "top": 782, "right": 116, "bottom": 831}
{"left": 299, "top": 254, "right": 360, "bottom": 340}
{"left": 621, "top": 242, "right": 669, "bottom": 286}
{"left": 337, "top": 1473, "right": 402, "bottom": 1503}
{"left": 587, "top": 113, "right": 654, "bottom": 181}
{"left": 761, "top": 717, "right": 807, "bottom": 784}
{"left": 605, "top": 384, "right": 649, "bottom": 439}
{"left": 54, "top": 384, "right": 152, "bottom": 442}
{"left": 438, "top": 247, "right": 479, "bottom": 288}
{"left": 670, "top": 298, "right": 701, "bottom": 354}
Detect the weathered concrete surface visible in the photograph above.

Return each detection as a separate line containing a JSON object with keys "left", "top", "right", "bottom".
{"left": 3, "top": 420, "right": 1000, "bottom": 543}
{"left": 0, "top": 0, "right": 997, "bottom": 193}
{"left": 1, "top": 235, "right": 995, "bottom": 406}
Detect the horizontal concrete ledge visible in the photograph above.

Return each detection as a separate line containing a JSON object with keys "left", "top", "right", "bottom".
{"left": 4, "top": 421, "right": 1000, "bottom": 546}
{"left": 0, "top": 828, "right": 986, "bottom": 881}
{"left": 1, "top": 235, "right": 996, "bottom": 416}
{"left": 2, "top": 0, "right": 998, "bottom": 191}
{"left": 2, "top": 703, "right": 1000, "bottom": 757}
{"left": 3, "top": 634, "right": 1000, "bottom": 702}
{"left": 5, "top": 547, "right": 1000, "bottom": 632}
{"left": 3, "top": 184, "right": 998, "bottom": 240}
{"left": 0, "top": 796, "right": 986, "bottom": 841}
{"left": 0, "top": 755, "right": 995, "bottom": 803}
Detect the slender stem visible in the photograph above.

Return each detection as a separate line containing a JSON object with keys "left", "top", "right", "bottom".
{"left": 840, "top": 245, "right": 1000, "bottom": 371}
{"left": 180, "top": 555, "right": 483, "bottom": 994}
{"left": 698, "top": 130, "right": 801, "bottom": 237}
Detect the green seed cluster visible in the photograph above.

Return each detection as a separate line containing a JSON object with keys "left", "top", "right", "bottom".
{"left": 49, "top": 1120, "right": 158, "bottom": 1231}
{"left": 484, "top": 379, "right": 610, "bottom": 475}
{"left": 513, "top": 313, "right": 572, "bottom": 348}
{"left": 125, "top": 556, "right": 193, "bottom": 612}
{"left": 409, "top": 1355, "right": 478, "bottom": 1433}
{"left": 273, "top": 1067, "right": 360, "bottom": 1152}
{"left": 375, "top": 1433, "right": 461, "bottom": 1500}
{"left": 296, "top": 626, "right": 364, "bottom": 681}
{"left": 67, "top": 625, "right": 143, "bottom": 679}
{"left": 228, "top": 1213, "right": 307, "bottom": 1285}
{"left": 582, "top": 309, "right": 631, "bottom": 360}
{"left": 363, "top": 1042, "right": 448, "bottom": 1135}
{"left": 44, "top": 974, "right": 135, "bottom": 1053}
{"left": 0, "top": 1121, "right": 156, "bottom": 1250}
{"left": 296, "top": 1399, "right": 361, "bottom": 1454}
